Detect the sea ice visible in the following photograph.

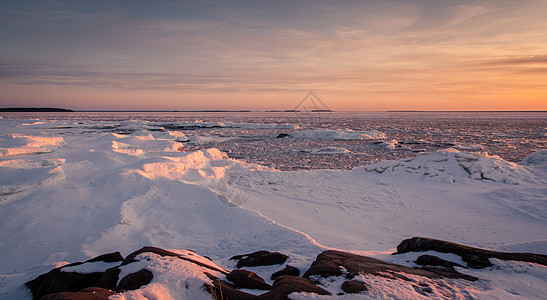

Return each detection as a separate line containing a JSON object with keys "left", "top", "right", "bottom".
{"left": 0, "top": 117, "right": 545, "bottom": 299}
{"left": 289, "top": 129, "right": 386, "bottom": 140}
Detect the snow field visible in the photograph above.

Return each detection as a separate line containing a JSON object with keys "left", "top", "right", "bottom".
{"left": 0, "top": 118, "right": 545, "bottom": 299}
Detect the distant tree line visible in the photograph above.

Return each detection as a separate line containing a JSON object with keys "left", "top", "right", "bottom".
{"left": 0, "top": 107, "right": 73, "bottom": 112}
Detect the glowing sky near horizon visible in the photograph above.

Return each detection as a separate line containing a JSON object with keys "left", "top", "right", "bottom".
{"left": 1, "top": 0, "right": 546, "bottom": 111}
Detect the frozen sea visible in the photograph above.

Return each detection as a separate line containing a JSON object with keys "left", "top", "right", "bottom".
{"left": 0, "top": 111, "right": 546, "bottom": 299}
{"left": 2, "top": 111, "right": 545, "bottom": 170}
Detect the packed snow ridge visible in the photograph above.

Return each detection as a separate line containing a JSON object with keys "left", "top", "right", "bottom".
{"left": 362, "top": 148, "right": 541, "bottom": 185}
{"left": 0, "top": 134, "right": 65, "bottom": 157}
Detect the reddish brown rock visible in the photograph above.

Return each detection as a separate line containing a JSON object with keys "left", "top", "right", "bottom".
{"left": 303, "top": 250, "right": 445, "bottom": 280}
{"left": 341, "top": 280, "right": 367, "bottom": 294}
{"left": 271, "top": 266, "right": 300, "bottom": 280}
{"left": 259, "top": 275, "right": 330, "bottom": 299}
{"left": 25, "top": 252, "right": 123, "bottom": 300}
{"left": 415, "top": 254, "right": 465, "bottom": 269}
{"left": 116, "top": 269, "right": 154, "bottom": 291}
{"left": 41, "top": 288, "right": 116, "bottom": 300}
{"left": 226, "top": 269, "right": 271, "bottom": 290}
{"left": 395, "top": 237, "right": 547, "bottom": 268}
{"left": 206, "top": 279, "right": 258, "bottom": 300}
{"left": 231, "top": 251, "right": 289, "bottom": 268}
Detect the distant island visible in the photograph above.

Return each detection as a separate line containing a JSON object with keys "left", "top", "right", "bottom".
{"left": 0, "top": 107, "right": 73, "bottom": 112}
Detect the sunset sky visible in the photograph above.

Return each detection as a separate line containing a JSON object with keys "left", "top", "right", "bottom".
{"left": 1, "top": 0, "right": 546, "bottom": 111}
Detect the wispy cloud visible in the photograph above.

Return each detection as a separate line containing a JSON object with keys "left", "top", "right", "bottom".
{"left": 1, "top": 0, "right": 546, "bottom": 109}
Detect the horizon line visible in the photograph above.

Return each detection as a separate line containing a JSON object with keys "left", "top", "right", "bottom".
{"left": 1, "top": 107, "right": 546, "bottom": 113}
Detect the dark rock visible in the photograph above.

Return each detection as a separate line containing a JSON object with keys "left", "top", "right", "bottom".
{"left": 25, "top": 269, "right": 104, "bottom": 300}
{"left": 395, "top": 237, "right": 547, "bottom": 268}
{"left": 271, "top": 266, "right": 300, "bottom": 280}
{"left": 341, "top": 280, "right": 367, "bottom": 294}
{"left": 259, "top": 275, "right": 330, "bottom": 299}
{"left": 122, "top": 246, "right": 185, "bottom": 265}
{"left": 276, "top": 133, "right": 290, "bottom": 138}
{"left": 205, "top": 279, "right": 258, "bottom": 300}
{"left": 414, "top": 254, "right": 479, "bottom": 280}
{"left": 303, "top": 250, "right": 446, "bottom": 280}
{"left": 415, "top": 255, "right": 465, "bottom": 269}
{"left": 41, "top": 287, "right": 116, "bottom": 300}
{"left": 26, "top": 247, "right": 232, "bottom": 299}
{"left": 203, "top": 255, "right": 213, "bottom": 261}
{"left": 419, "top": 266, "right": 478, "bottom": 281}
{"left": 26, "top": 252, "right": 124, "bottom": 299}
{"left": 464, "top": 254, "right": 493, "bottom": 269}
{"left": 117, "top": 269, "right": 154, "bottom": 291}
{"left": 95, "top": 267, "right": 121, "bottom": 290}
{"left": 87, "top": 252, "right": 124, "bottom": 263}
{"left": 226, "top": 269, "right": 271, "bottom": 290}
{"left": 231, "top": 251, "right": 289, "bottom": 268}
{"left": 303, "top": 257, "right": 343, "bottom": 278}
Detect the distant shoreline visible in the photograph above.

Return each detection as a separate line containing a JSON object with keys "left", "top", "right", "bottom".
{"left": 0, "top": 107, "right": 74, "bottom": 112}
{"left": 386, "top": 110, "right": 547, "bottom": 113}
{"left": 1, "top": 108, "right": 545, "bottom": 113}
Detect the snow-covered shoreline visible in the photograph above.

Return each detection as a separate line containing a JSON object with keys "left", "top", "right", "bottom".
{"left": 0, "top": 118, "right": 546, "bottom": 299}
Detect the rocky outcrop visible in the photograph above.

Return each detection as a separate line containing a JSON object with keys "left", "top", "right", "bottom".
{"left": 414, "top": 254, "right": 465, "bottom": 269}
{"left": 395, "top": 237, "right": 547, "bottom": 268}
{"left": 40, "top": 287, "right": 115, "bottom": 300}
{"left": 26, "top": 247, "right": 229, "bottom": 300}
{"left": 122, "top": 246, "right": 228, "bottom": 274}
{"left": 226, "top": 269, "right": 271, "bottom": 290}
{"left": 413, "top": 254, "right": 478, "bottom": 281}
{"left": 116, "top": 269, "right": 154, "bottom": 291}
{"left": 25, "top": 252, "right": 123, "bottom": 300}
{"left": 303, "top": 250, "right": 455, "bottom": 280}
{"left": 231, "top": 250, "right": 289, "bottom": 268}
{"left": 206, "top": 279, "right": 258, "bottom": 300}
{"left": 259, "top": 275, "right": 331, "bottom": 299}
{"left": 26, "top": 238, "right": 547, "bottom": 299}
{"left": 341, "top": 280, "right": 368, "bottom": 294}
{"left": 271, "top": 265, "right": 300, "bottom": 280}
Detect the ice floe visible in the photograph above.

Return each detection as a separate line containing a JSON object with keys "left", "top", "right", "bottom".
{"left": 289, "top": 129, "right": 386, "bottom": 140}
{"left": 300, "top": 147, "right": 352, "bottom": 155}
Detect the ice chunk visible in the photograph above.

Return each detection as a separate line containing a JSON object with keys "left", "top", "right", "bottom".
{"left": 521, "top": 150, "right": 547, "bottom": 166}
{"left": 301, "top": 147, "right": 351, "bottom": 155}
{"left": 188, "top": 135, "right": 232, "bottom": 144}
{"left": 453, "top": 144, "right": 483, "bottom": 151}
{"left": 362, "top": 149, "right": 538, "bottom": 184}
{"left": 289, "top": 129, "right": 385, "bottom": 140}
